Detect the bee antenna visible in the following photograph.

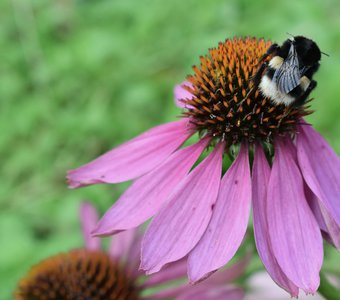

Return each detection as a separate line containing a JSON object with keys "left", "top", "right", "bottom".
{"left": 286, "top": 32, "right": 295, "bottom": 39}
{"left": 321, "top": 51, "right": 330, "bottom": 57}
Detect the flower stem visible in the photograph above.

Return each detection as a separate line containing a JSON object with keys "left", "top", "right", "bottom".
{"left": 318, "top": 271, "right": 340, "bottom": 300}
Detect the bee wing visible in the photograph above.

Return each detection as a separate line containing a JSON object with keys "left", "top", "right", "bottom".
{"left": 273, "top": 44, "right": 301, "bottom": 94}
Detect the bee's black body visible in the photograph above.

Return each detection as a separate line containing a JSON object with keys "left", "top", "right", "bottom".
{"left": 253, "top": 36, "right": 321, "bottom": 106}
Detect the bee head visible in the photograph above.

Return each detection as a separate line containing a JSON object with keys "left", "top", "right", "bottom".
{"left": 293, "top": 36, "right": 321, "bottom": 66}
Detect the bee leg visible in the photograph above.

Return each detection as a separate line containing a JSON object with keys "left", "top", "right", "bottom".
{"left": 252, "top": 44, "right": 279, "bottom": 86}
{"left": 259, "top": 43, "right": 279, "bottom": 62}
{"left": 294, "top": 80, "right": 317, "bottom": 106}
{"left": 303, "top": 63, "right": 320, "bottom": 78}
{"left": 252, "top": 61, "right": 268, "bottom": 86}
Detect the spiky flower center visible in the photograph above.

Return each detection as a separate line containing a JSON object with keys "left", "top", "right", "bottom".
{"left": 15, "top": 249, "right": 140, "bottom": 300}
{"left": 181, "top": 37, "right": 312, "bottom": 146}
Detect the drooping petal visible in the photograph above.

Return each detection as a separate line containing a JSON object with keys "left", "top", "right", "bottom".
{"left": 93, "top": 138, "right": 209, "bottom": 235}
{"left": 297, "top": 124, "right": 340, "bottom": 227}
{"left": 267, "top": 138, "right": 323, "bottom": 293}
{"left": 318, "top": 202, "right": 340, "bottom": 249}
{"left": 306, "top": 188, "right": 340, "bottom": 250}
{"left": 79, "top": 202, "right": 101, "bottom": 251}
{"left": 141, "top": 143, "right": 224, "bottom": 274}
{"left": 188, "top": 143, "right": 251, "bottom": 283}
{"left": 174, "top": 81, "right": 194, "bottom": 108}
{"left": 305, "top": 187, "right": 328, "bottom": 232}
{"left": 68, "top": 119, "right": 192, "bottom": 188}
{"left": 252, "top": 144, "right": 299, "bottom": 297}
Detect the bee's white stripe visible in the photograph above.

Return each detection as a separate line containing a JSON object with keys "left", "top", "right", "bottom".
{"left": 300, "top": 76, "right": 310, "bottom": 91}
{"left": 269, "top": 56, "right": 284, "bottom": 69}
{"left": 259, "top": 75, "right": 295, "bottom": 106}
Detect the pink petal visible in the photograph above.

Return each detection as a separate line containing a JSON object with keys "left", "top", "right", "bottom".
{"left": 174, "top": 81, "right": 194, "bottom": 108}
{"left": 188, "top": 143, "right": 251, "bottom": 283}
{"left": 67, "top": 119, "right": 192, "bottom": 188}
{"left": 109, "top": 228, "right": 144, "bottom": 278}
{"left": 252, "top": 144, "right": 299, "bottom": 297}
{"left": 202, "top": 254, "right": 251, "bottom": 286}
{"left": 306, "top": 188, "right": 340, "bottom": 249}
{"left": 148, "top": 258, "right": 248, "bottom": 300}
{"left": 305, "top": 187, "right": 328, "bottom": 232}
{"left": 297, "top": 124, "right": 340, "bottom": 227}
{"left": 144, "top": 255, "right": 248, "bottom": 289}
{"left": 126, "top": 232, "right": 144, "bottom": 278}
{"left": 176, "top": 286, "right": 244, "bottom": 300}
{"left": 143, "top": 258, "right": 187, "bottom": 288}
{"left": 316, "top": 202, "right": 340, "bottom": 250}
{"left": 79, "top": 202, "right": 101, "bottom": 251}
{"left": 109, "top": 228, "right": 137, "bottom": 261}
{"left": 267, "top": 138, "right": 323, "bottom": 293}
{"left": 93, "top": 138, "right": 210, "bottom": 235}
{"left": 141, "top": 143, "right": 224, "bottom": 274}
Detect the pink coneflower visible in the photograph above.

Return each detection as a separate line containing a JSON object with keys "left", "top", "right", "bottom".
{"left": 15, "top": 202, "right": 245, "bottom": 300}
{"left": 68, "top": 37, "right": 340, "bottom": 297}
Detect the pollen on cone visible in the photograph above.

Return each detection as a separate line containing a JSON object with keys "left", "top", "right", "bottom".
{"left": 181, "top": 37, "right": 312, "bottom": 146}
{"left": 14, "top": 249, "right": 140, "bottom": 300}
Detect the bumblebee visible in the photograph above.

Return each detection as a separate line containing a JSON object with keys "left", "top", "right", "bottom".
{"left": 253, "top": 36, "right": 322, "bottom": 106}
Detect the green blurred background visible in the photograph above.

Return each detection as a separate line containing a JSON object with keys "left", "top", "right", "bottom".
{"left": 2, "top": 0, "right": 340, "bottom": 298}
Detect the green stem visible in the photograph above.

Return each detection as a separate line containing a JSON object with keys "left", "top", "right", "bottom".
{"left": 318, "top": 272, "right": 340, "bottom": 300}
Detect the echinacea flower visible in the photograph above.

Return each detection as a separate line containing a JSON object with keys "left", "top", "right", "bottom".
{"left": 15, "top": 202, "right": 246, "bottom": 300}
{"left": 68, "top": 37, "right": 340, "bottom": 297}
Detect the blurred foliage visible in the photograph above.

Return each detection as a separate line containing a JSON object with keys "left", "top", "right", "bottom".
{"left": 2, "top": 0, "right": 340, "bottom": 298}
